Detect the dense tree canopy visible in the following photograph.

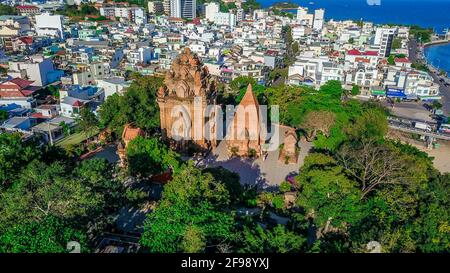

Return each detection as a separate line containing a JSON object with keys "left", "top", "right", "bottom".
{"left": 126, "top": 136, "right": 180, "bottom": 177}
{"left": 99, "top": 75, "right": 163, "bottom": 136}
{"left": 0, "top": 133, "right": 40, "bottom": 190}
{"left": 140, "top": 163, "right": 236, "bottom": 252}
{"left": 0, "top": 152, "right": 128, "bottom": 252}
{"left": 78, "top": 107, "right": 99, "bottom": 138}
{"left": 0, "top": 76, "right": 448, "bottom": 254}
{"left": 0, "top": 216, "right": 87, "bottom": 253}
{"left": 0, "top": 4, "right": 16, "bottom": 16}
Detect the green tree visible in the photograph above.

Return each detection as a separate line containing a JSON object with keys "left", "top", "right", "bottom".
{"left": 230, "top": 76, "right": 257, "bottom": 93}
{"left": 0, "top": 133, "right": 40, "bottom": 189}
{"left": 0, "top": 216, "right": 87, "bottom": 253}
{"left": 297, "top": 153, "right": 364, "bottom": 231}
{"left": 412, "top": 174, "right": 450, "bottom": 252}
{"left": 126, "top": 136, "right": 180, "bottom": 177}
{"left": 0, "top": 161, "right": 102, "bottom": 230}
{"left": 78, "top": 107, "right": 99, "bottom": 138}
{"left": 347, "top": 108, "right": 387, "bottom": 141}
{"left": 99, "top": 76, "right": 162, "bottom": 135}
{"left": 388, "top": 55, "right": 395, "bottom": 65}
{"left": 180, "top": 225, "right": 207, "bottom": 253}
{"left": 0, "top": 110, "right": 8, "bottom": 123}
{"left": 432, "top": 101, "right": 443, "bottom": 110}
{"left": 203, "top": 167, "right": 243, "bottom": 204}
{"left": 0, "top": 4, "right": 17, "bottom": 15}
{"left": 241, "top": 0, "right": 261, "bottom": 12}
{"left": 392, "top": 38, "right": 402, "bottom": 50}
{"left": 140, "top": 163, "right": 236, "bottom": 252}
{"left": 351, "top": 85, "right": 360, "bottom": 96}
{"left": 337, "top": 141, "right": 429, "bottom": 199}
{"left": 239, "top": 225, "right": 306, "bottom": 253}
{"left": 0, "top": 158, "right": 124, "bottom": 235}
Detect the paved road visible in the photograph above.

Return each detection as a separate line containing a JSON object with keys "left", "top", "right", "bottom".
{"left": 429, "top": 71, "right": 450, "bottom": 115}
{"left": 388, "top": 124, "right": 450, "bottom": 140}
{"left": 384, "top": 101, "right": 434, "bottom": 122}
{"left": 410, "top": 38, "right": 450, "bottom": 115}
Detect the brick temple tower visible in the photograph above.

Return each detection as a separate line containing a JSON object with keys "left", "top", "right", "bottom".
{"left": 226, "top": 84, "right": 262, "bottom": 157}
{"left": 157, "top": 48, "right": 217, "bottom": 152}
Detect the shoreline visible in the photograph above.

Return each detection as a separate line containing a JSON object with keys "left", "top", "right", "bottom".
{"left": 422, "top": 41, "right": 450, "bottom": 75}
{"left": 423, "top": 39, "right": 450, "bottom": 49}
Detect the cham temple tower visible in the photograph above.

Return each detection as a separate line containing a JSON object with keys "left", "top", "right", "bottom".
{"left": 157, "top": 48, "right": 218, "bottom": 152}
{"left": 226, "top": 84, "right": 263, "bottom": 158}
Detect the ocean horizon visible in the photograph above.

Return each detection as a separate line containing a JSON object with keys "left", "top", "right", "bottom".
{"left": 260, "top": 0, "right": 450, "bottom": 33}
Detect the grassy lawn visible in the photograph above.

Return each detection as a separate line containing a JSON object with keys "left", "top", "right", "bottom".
{"left": 55, "top": 131, "right": 92, "bottom": 148}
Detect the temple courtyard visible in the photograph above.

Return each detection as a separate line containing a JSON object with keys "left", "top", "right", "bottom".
{"left": 191, "top": 126, "right": 313, "bottom": 189}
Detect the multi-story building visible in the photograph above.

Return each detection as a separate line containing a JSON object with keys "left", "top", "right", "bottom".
{"left": 126, "top": 47, "right": 153, "bottom": 65}
{"left": 163, "top": 0, "right": 171, "bottom": 15}
{"left": 148, "top": 1, "right": 164, "bottom": 14}
{"left": 373, "top": 27, "right": 396, "bottom": 57}
{"left": 205, "top": 2, "right": 219, "bottom": 22}
{"left": 236, "top": 8, "right": 244, "bottom": 22}
{"left": 170, "top": 0, "right": 196, "bottom": 19}
{"left": 16, "top": 5, "right": 40, "bottom": 16}
{"left": 35, "top": 13, "right": 64, "bottom": 39}
{"left": 8, "top": 55, "right": 62, "bottom": 86}
{"left": 287, "top": 54, "right": 344, "bottom": 88}
{"left": 0, "top": 78, "right": 38, "bottom": 108}
{"left": 313, "top": 9, "right": 325, "bottom": 31}
{"left": 214, "top": 12, "right": 236, "bottom": 28}
{"left": 97, "top": 77, "right": 130, "bottom": 99}
{"left": 100, "top": 6, "right": 147, "bottom": 25}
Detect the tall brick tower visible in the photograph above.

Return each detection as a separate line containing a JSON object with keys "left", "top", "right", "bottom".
{"left": 157, "top": 48, "right": 217, "bottom": 152}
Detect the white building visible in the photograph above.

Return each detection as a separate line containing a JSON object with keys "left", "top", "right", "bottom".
{"left": 163, "top": 0, "right": 171, "bottom": 15}
{"left": 214, "top": 12, "right": 236, "bottom": 28}
{"left": 205, "top": 2, "right": 219, "bottom": 22}
{"left": 236, "top": 8, "right": 244, "bottom": 22}
{"left": 8, "top": 55, "right": 58, "bottom": 86}
{"left": 292, "top": 26, "right": 308, "bottom": 40}
{"left": 374, "top": 27, "right": 396, "bottom": 57}
{"left": 100, "top": 6, "right": 147, "bottom": 25}
{"left": 253, "top": 9, "right": 268, "bottom": 20}
{"left": 313, "top": 9, "right": 325, "bottom": 31}
{"left": 35, "top": 13, "right": 64, "bottom": 39}
{"left": 287, "top": 54, "right": 344, "bottom": 88}
{"left": 296, "top": 7, "right": 308, "bottom": 22}
{"left": 126, "top": 47, "right": 152, "bottom": 65}
{"left": 97, "top": 77, "right": 130, "bottom": 99}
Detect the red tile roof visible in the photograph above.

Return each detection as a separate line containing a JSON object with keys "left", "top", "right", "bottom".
{"left": 72, "top": 100, "right": 84, "bottom": 107}
{"left": 31, "top": 113, "right": 46, "bottom": 119}
{"left": 395, "top": 57, "right": 410, "bottom": 63}
{"left": 347, "top": 49, "right": 362, "bottom": 56}
{"left": 168, "top": 17, "right": 185, "bottom": 22}
{"left": 348, "top": 49, "right": 379, "bottom": 56}
{"left": 10, "top": 78, "right": 34, "bottom": 89}
{"left": 192, "top": 18, "right": 201, "bottom": 25}
{"left": 16, "top": 5, "right": 39, "bottom": 10}
{"left": 365, "top": 51, "right": 379, "bottom": 56}
{"left": 18, "top": 36, "right": 33, "bottom": 45}
{"left": 355, "top": 57, "right": 370, "bottom": 63}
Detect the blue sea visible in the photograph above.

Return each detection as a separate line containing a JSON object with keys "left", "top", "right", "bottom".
{"left": 260, "top": 0, "right": 450, "bottom": 33}
{"left": 425, "top": 44, "right": 450, "bottom": 74}
{"left": 259, "top": 0, "right": 450, "bottom": 73}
